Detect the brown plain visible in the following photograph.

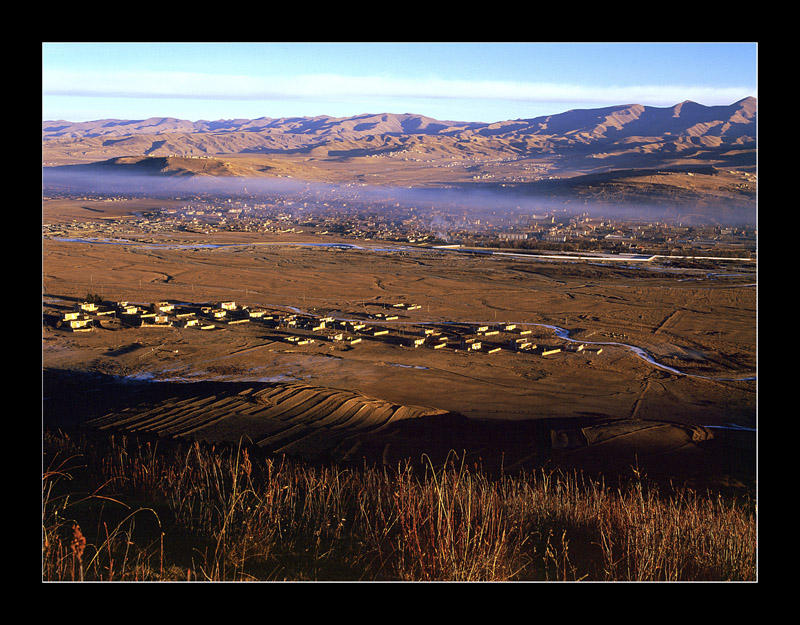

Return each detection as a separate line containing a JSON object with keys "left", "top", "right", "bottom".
{"left": 42, "top": 198, "right": 756, "bottom": 489}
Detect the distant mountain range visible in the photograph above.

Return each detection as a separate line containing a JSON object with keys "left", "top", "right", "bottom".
{"left": 43, "top": 97, "right": 756, "bottom": 164}
{"left": 42, "top": 99, "right": 757, "bottom": 220}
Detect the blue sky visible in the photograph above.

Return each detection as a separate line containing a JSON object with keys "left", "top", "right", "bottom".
{"left": 42, "top": 42, "right": 758, "bottom": 123}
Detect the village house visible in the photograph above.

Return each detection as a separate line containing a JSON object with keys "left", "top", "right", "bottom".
{"left": 537, "top": 346, "right": 562, "bottom": 356}
{"left": 117, "top": 302, "right": 139, "bottom": 315}
{"left": 226, "top": 316, "right": 250, "bottom": 325}
{"left": 141, "top": 313, "right": 172, "bottom": 328}
{"left": 173, "top": 310, "right": 196, "bottom": 321}
{"left": 510, "top": 338, "right": 535, "bottom": 351}
{"left": 58, "top": 311, "right": 93, "bottom": 331}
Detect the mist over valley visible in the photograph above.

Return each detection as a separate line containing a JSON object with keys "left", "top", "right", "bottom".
{"left": 43, "top": 98, "right": 757, "bottom": 228}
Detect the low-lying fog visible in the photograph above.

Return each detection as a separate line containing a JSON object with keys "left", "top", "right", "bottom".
{"left": 42, "top": 167, "right": 757, "bottom": 228}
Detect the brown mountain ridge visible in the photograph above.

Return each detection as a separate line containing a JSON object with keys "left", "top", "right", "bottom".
{"left": 43, "top": 99, "right": 756, "bottom": 216}
{"left": 43, "top": 98, "right": 755, "bottom": 161}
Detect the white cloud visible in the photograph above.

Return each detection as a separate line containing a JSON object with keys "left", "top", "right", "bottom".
{"left": 42, "top": 70, "right": 754, "bottom": 108}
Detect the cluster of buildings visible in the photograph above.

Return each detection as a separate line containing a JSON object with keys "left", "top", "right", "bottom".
{"left": 44, "top": 185, "right": 755, "bottom": 259}
{"left": 55, "top": 299, "right": 263, "bottom": 332}
{"left": 52, "top": 298, "right": 603, "bottom": 358}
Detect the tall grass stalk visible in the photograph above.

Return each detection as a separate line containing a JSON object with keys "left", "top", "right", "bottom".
{"left": 42, "top": 434, "right": 165, "bottom": 580}
{"left": 42, "top": 428, "right": 756, "bottom": 581}
{"left": 384, "top": 452, "right": 522, "bottom": 580}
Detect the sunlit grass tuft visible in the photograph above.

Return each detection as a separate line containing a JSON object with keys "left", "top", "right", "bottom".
{"left": 42, "top": 428, "right": 756, "bottom": 581}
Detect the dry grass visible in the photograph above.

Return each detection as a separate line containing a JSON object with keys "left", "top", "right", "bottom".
{"left": 42, "top": 428, "right": 756, "bottom": 582}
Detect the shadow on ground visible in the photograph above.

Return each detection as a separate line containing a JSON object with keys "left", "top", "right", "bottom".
{"left": 42, "top": 368, "right": 755, "bottom": 494}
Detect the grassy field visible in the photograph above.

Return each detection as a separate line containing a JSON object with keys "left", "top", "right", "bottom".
{"left": 42, "top": 427, "right": 756, "bottom": 582}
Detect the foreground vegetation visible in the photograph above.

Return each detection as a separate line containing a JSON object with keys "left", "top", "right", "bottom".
{"left": 42, "top": 427, "right": 756, "bottom": 582}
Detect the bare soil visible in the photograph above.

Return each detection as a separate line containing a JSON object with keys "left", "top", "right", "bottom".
{"left": 42, "top": 202, "right": 756, "bottom": 490}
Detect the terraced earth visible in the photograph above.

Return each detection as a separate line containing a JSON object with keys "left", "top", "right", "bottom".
{"left": 43, "top": 367, "right": 752, "bottom": 489}
{"left": 85, "top": 378, "right": 449, "bottom": 463}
